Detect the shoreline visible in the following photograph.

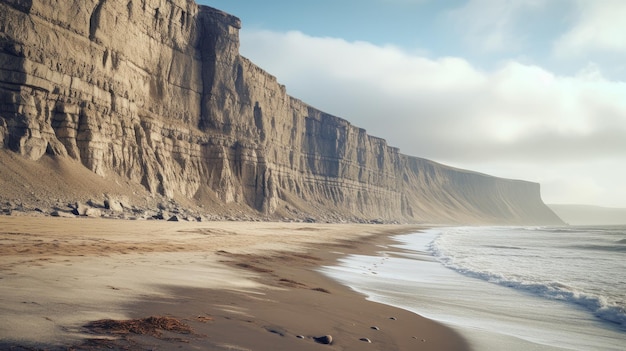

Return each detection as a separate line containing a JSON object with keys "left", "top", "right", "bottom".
{"left": 0, "top": 217, "right": 469, "bottom": 350}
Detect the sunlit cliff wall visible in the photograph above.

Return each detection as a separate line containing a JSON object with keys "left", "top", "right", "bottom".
{"left": 0, "top": 0, "right": 563, "bottom": 224}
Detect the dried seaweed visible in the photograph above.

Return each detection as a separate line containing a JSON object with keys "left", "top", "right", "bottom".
{"left": 84, "top": 316, "right": 193, "bottom": 338}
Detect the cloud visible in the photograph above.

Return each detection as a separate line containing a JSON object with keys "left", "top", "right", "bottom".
{"left": 445, "top": 0, "right": 547, "bottom": 53}
{"left": 553, "top": 0, "right": 626, "bottom": 57}
{"left": 240, "top": 29, "right": 626, "bottom": 206}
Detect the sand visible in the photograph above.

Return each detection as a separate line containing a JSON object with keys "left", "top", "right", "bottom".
{"left": 0, "top": 216, "right": 469, "bottom": 350}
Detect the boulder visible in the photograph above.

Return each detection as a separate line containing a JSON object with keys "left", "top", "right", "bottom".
{"left": 84, "top": 208, "right": 102, "bottom": 217}
{"left": 104, "top": 197, "right": 124, "bottom": 213}
{"left": 51, "top": 210, "right": 75, "bottom": 218}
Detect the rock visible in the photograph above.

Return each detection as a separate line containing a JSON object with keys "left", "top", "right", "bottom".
{"left": 51, "top": 210, "right": 75, "bottom": 218}
{"left": 86, "top": 199, "right": 102, "bottom": 208}
{"left": 152, "top": 211, "right": 167, "bottom": 220}
{"left": 313, "top": 335, "right": 333, "bottom": 345}
{"left": 84, "top": 208, "right": 102, "bottom": 217}
{"left": 167, "top": 215, "right": 180, "bottom": 222}
{"left": 371, "top": 326, "right": 380, "bottom": 330}
{"left": 72, "top": 202, "right": 90, "bottom": 216}
{"left": 104, "top": 197, "right": 124, "bottom": 213}
{"left": 359, "top": 338, "right": 372, "bottom": 343}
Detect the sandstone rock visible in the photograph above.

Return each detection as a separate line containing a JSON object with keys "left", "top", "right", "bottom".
{"left": 51, "top": 210, "right": 75, "bottom": 218}
{"left": 104, "top": 197, "right": 124, "bottom": 213}
{"left": 152, "top": 212, "right": 167, "bottom": 220}
{"left": 84, "top": 208, "right": 102, "bottom": 217}
{"left": 87, "top": 199, "right": 102, "bottom": 208}
{"left": 72, "top": 202, "right": 90, "bottom": 216}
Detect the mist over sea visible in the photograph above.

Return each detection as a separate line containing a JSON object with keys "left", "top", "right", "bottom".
{"left": 322, "top": 226, "right": 626, "bottom": 351}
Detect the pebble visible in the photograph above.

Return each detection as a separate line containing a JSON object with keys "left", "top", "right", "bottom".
{"left": 370, "top": 326, "right": 380, "bottom": 330}
{"left": 359, "top": 337, "right": 372, "bottom": 343}
{"left": 313, "top": 335, "right": 333, "bottom": 345}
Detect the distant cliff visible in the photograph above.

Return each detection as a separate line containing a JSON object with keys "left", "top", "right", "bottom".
{"left": 0, "top": 0, "right": 562, "bottom": 224}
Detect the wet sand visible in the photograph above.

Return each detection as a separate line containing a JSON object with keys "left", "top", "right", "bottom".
{"left": 0, "top": 216, "right": 469, "bottom": 350}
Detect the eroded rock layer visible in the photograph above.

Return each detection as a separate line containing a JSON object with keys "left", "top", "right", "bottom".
{"left": 0, "top": 0, "right": 562, "bottom": 224}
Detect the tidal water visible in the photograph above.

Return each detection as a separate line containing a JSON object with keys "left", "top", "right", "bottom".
{"left": 322, "top": 226, "right": 626, "bottom": 350}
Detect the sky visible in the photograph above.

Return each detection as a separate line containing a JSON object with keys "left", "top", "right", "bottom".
{"left": 198, "top": 0, "right": 626, "bottom": 208}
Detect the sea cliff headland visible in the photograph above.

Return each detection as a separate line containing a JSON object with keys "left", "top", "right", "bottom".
{"left": 0, "top": 0, "right": 562, "bottom": 225}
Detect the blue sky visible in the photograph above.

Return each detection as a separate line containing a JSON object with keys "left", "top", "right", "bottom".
{"left": 198, "top": 0, "right": 626, "bottom": 208}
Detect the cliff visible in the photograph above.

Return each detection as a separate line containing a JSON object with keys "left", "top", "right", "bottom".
{"left": 0, "top": 0, "right": 563, "bottom": 225}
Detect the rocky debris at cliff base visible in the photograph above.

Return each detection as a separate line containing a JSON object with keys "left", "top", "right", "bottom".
{"left": 0, "top": 196, "right": 215, "bottom": 222}
{"left": 0, "top": 191, "right": 408, "bottom": 224}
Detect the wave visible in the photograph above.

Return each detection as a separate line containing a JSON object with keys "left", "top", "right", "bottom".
{"left": 429, "top": 239, "right": 626, "bottom": 329}
{"left": 540, "top": 226, "right": 626, "bottom": 236}
{"left": 569, "top": 244, "right": 626, "bottom": 253}
{"left": 484, "top": 245, "right": 525, "bottom": 250}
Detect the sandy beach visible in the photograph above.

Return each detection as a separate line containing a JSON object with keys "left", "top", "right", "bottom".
{"left": 0, "top": 217, "right": 469, "bottom": 350}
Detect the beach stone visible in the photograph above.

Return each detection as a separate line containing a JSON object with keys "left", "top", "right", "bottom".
{"left": 104, "top": 197, "right": 124, "bottom": 212}
{"left": 313, "top": 335, "right": 333, "bottom": 345}
{"left": 84, "top": 208, "right": 102, "bottom": 217}
{"left": 152, "top": 212, "right": 166, "bottom": 220}
{"left": 86, "top": 199, "right": 102, "bottom": 208}
{"left": 74, "top": 202, "right": 96, "bottom": 216}
{"left": 51, "top": 210, "right": 75, "bottom": 218}
{"left": 360, "top": 337, "right": 372, "bottom": 343}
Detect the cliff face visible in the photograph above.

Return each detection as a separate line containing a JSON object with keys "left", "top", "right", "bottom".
{"left": 0, "top": 0, "right": 562, "bottom": 224}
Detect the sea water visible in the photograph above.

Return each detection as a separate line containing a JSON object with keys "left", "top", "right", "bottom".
{"left": 321, "top": 226, "right": 626, "bottom": 350}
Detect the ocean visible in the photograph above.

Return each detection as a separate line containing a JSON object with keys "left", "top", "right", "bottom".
{"left": 322, "top": 226, "right": 626, "bottom": 350}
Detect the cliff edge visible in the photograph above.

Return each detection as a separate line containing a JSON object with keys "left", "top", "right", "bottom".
{"left": 0, "top": 0, "right": 562, "bottom": 225}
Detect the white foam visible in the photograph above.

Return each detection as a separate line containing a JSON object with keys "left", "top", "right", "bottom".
{"left": 322, "top": 228, "right": 626, "bottom": 351}
{"left": 429, "top": 227, "right": 626, "bottom": 329}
